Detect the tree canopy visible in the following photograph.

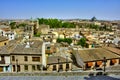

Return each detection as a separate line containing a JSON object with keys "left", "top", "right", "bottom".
{"left": 78, "top": 38, "right": 86, "bottom": 47}
{"left": 10, "top": 22, "right": 16, "bottom": 29}
{"left": 37, "top": 18, "right": 75, "bottom": 28}
{"left": 57, "top": 38, "right": 72, "bottom": 44}
{"left": 91, "top": 16, "right": 97, "bottom": 21}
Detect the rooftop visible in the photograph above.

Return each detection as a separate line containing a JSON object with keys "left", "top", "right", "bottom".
{"left": 104, "top": 47, "right": 120, "bottom": 56}
{"left": 0, "top": 36, "right": 8, "bottom": 42}
{"left": 73, "top": 48, "right": 120, "bottom": 62}
{"left": 11, "top": 40, "right": 43, "bottom": 55}
{"left": 47, "top": 56, "right": 72, "bottom": 65}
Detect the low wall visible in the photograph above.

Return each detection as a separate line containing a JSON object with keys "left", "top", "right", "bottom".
{"left": 0, "top": 71, "right": 120, "bottom": 76}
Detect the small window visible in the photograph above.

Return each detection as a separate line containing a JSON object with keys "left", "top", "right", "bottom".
{"left": 37, "top": 65, "right": 41, "bottom": 70}
{"left": 24, "top": 56, "right": 28, "bottom": 61}
{"left": 32, "top": 57, "right": 40, "bottom": 62}
{"left": 66, "top": 63, "right": 69, "bottom": 69}
{"left": 12, "top": 56, "right": 15, "bottom": 61}
{"left": 24, "top": 65, "right": 28, "bottom": 71}
{"left": 32, "top": 65, "right": 35, "bottom": 71}
{"left": 17, "top": 65, "right": 20, "bottom": 72}
{"left": 4, "top": 43, "right": 7, "bottom": 45}
{"left": 59, "top": 64, "right": 63, "bottom": 69}
{"left": 6, "top": 66, "right": 9, "bottom": 71}
{"left": 13, "top": 65, "right": 16, "bottom": 72}
{"left": 1, "top": 56, "right": 4, "bottom": 61}
{"left": 47, "top": 47, "right": 50, "bottom": 49}
{"left": 48, "top": 36, "right": 50, "bottom": 38}
{"left": 53, "top": 65, "right": 56, "bottom": 71}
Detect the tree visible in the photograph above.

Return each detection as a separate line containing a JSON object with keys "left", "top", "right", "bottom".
{"left": 18, "top": 23, "right": 27, "bottom": 27}
{"left": 91, "top": 16, "right": 97, "bottom": 21}
{"left": 78, "top": 38, "right": 86, "bottom": 47}
{"left": 57, "top": 38, "right": 72, "bottom": 44}
{"left": 34, "top": 32, "right": 41, "bottom": 37}
{"left": 64, "top": 38, "right": 72, "bottom": 44}
{"left": 57, "top": 38, "right": 63, "bottom": 43}
{"left": 10, "top": 22, "right": 16, "bottom": 29}
{"left": 37, "top": 18, "right": 75, "bottom": 28}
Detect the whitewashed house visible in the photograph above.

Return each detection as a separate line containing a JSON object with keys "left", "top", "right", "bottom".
{"left": 0, "top": 28, "right": 16, "bottom": 40}
{"left": 5, "top": 32, "right": 16, "bottom": 40}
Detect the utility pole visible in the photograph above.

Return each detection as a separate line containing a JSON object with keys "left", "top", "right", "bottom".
{"left": 66, "top": 56, "right": 68, "bottom": 72}
{"left": 103, "top": 57, "right": 107, "bottom": 74}
{"left": 58, "top": 58, "right": 60, "bottom": 72}
{"left": 16, "top": 59, "right": 18, "bottom": 72}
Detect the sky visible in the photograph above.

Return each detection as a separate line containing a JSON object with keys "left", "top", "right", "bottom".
{"left": 0, "top": 0, "right": 120, "bottom": 20}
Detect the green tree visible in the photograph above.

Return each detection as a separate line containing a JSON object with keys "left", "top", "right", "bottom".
{"left": 57, "top": 38, "right": 63, "bottom": 43}
{"left": 57, "top": 38, "right": 72, "bottom": 44}
{"left": 10, "top": 22, "right": 16, "bottom": 29}
{"left": 34, "top": 32, "right": 41, "bottom": 37}
{"left": 37, "top": 18, "right": 75, "bottom": 28}
{"left": 18, "top": 23, "right": 27, "bottom": 27}
{"left": 78, "top": 38, "right": 86, "bottom": 47}
{"left": 63, "top": 38, "right": 72, "bottom": 44}
{"left": 91, "top": 16, "right": 97, "bottom": 21}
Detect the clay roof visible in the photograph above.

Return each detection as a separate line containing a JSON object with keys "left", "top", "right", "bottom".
{"left": 103, "top": 47, "right": 120, "bottom": 56}
{"left": 47, "top": 56, "right": 72, "bottom": 65}
{"left": 0, "top": 47, "right": 10, "bottom": 55}
{"left": 0, "top": 36, "right": 8, "bottom": 42}
{"left": 0, "top": 43, "right": 16, "bottom": 55}
{"left": 73, "top": 48, "right": 120, "bottom": 62}
{"left": 11, "top": 40, "right": 43, "bottom": 55}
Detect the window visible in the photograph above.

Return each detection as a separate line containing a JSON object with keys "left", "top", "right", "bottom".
{"left": 48, "top": 36, "right": 50, "bottom": 38}
{"left": 24, "top": 65, "right": 28, "bottom": 71}
{"left": 53, "top": 65, "right": 56, "bottom": 71}
{"left": 66, "top": 63, "right": 69, "bottom": 69}
{"left": 47, "top": 47, "right": 50, "bottom": 50}
{"left": 4, "top": 43, "right": 7, "bottom": 45}
{"left": 32, "top": 57, "right": 40, "bottom": 62}
{"left": 13, "top": 65, "right": 16, "bottom": 72}
{"left": 1, "top": 56, "right": 4, "bottom": 61}
{"left": 32, "top": 65, "right": 35, "bottom": 71}
{"left": 59, "top": 64, "right": 63, "bottom": 69}
{"left": 17, "top": 65, "right": 20, "bottom": 72}
{"left": 37, "top": 65, "right": 41, "bottom": 70}
{"left": 12, "top": 56, "right": 15, "bottom": 61}
{"left": 24, "top": 56, "right": 28, "bottom": 61}
{"left": 6, "top": 66, "right": 9, "bottom": 71}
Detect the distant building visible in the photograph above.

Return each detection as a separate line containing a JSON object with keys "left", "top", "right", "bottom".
{"left": 0, "top": 27, "right": 16, "bottom": 40}
{"left": 45, "top": 43, "right": 56, "bottom": 55}
{"left": 40, "top": 32, "right": 55, "bottom": 42}
{"left": 37, "top": 24, "right": 50, "bottom": 34}
{"left": 5, "top": 32, "right": 16, "bottom": 40}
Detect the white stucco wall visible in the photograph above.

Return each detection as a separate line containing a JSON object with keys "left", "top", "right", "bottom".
{"left": 42, "top": 42, "right": 50, "bottom": 67}
{"left": 5, "top": 56, "right": 10, "bottom": 64}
